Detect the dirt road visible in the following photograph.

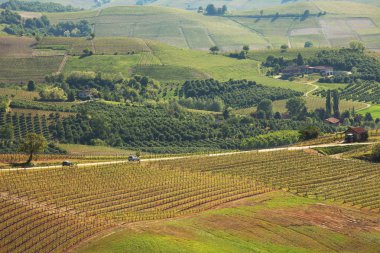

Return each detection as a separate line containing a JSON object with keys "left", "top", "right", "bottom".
{"left": 2, "top": 142, "right": 373, "bottom": 172}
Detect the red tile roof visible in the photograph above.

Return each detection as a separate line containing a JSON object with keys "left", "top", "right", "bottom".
{"left": 325, "top": 117, "right": 340, "bottom": 124}
{"left": 346, "top": 127, "right": 367, "bottom": 134}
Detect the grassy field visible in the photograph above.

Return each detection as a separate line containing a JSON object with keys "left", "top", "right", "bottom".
{"left": 76, "top": 191, "right": 380, "bottom": 253}
{"left": 247, "top": 47, "right": 321, "bottom": 62}
{"left": 0, "top": 87, "right": 39, "bottom": 100}
{"left": 60, "top": 38, "right": 310, "bottom": 91}
{"left": 359, "top": 105, "right": 380, "bottom": 118}
{"left": 235, "top": 95, "right": 368, "bottom": 115}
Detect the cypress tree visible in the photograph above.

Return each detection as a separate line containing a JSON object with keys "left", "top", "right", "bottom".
{"left": 332, "top": 90, "right": 340, "bottom": 117}
{"left": 325, "top": 90, "right": 332, "bottom": 116}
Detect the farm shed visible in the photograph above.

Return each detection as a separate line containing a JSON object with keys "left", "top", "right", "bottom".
{"left": 345, "top": 127, "right": 368, "bottom": 143}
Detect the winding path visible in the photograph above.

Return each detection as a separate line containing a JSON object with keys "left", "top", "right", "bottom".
{"left": 304, "top": 80, "right": 319, "bottom": 97}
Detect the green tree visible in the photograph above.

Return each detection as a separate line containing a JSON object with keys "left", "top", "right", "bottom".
{"left": 205, "top": 4, "right": 217, "bottom": 15}
{"left": 325, "top": 90, "right": 332, "bottom": 116}
{"left": 243, "top": 45, "right": 250, "bottom": 52}
{"left": 221, "top": 5, "right": 227, "bottom": 14}
{"left": 349, "top": 41, "right": 365, "bottom": 52}
{"left": 67, "top": 90, "right": 76, "bottom": 102}
{"left": 286, "top": 97, "right": 306, "bottom": 118}
{"left": 260, "top": 10, "right": 264, "bottom": 16}
{"left": 27, "top": 80, "right": 36, "bottom": 91}
{"left": 209, "top": 46, "right": 220, "bottom": 54}
{"left": 0, "top": 96, "right": 11, "bottom": 112}
{"left": 0, "top": 123, "right": 14, "bottom": 141}
{"left": 257, "top": 99, "right": 273, "bottom": 118}
{"left": 332, "top": 90, "right": 340, "bottom": 117}
{"left": 304, "top": 41, "right": 313, "bottom": 48}
{"left": 365, "top": 112, "right": 373, "bottom": 122}
{"left": 39, "top": 87, "right": 67, "bottom": 101}
{"left": 223, "top": 107, "right": 232, "bottom": 119}
{"left": 296, "top": 53, "right": 304, "bottom": 66}
{"left": 299, "top": 125, "right": 320, "bottom": 140}
{"left": 18, "top": 133, "right": 47, "bottom": 164}
{"left": 280, "top": 44, "right": 289, "bottom": 52}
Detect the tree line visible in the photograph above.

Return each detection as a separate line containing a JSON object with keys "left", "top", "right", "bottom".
{"left": 0, "top": 9, "right": 91, "bottom": 37}
{"left": 0, "top": 0, "right": 80, "bottom": 12}
{"left": 180, "top": 79, "right": 302, "bottom": 109}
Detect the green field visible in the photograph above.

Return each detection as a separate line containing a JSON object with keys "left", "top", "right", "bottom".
{"left": 76, "top": 191, "right": 380, "bottom": 253}
{"left": 359, "top": 105, "right": 380, "bottom": 118}
{"left": 235, "top": 95, "right": 368, "bottom": 115}
{"left": 61, "top": 39, "right": 311, "bottom": 91}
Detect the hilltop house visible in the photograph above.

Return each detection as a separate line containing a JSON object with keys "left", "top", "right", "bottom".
{"left": 345, "top": 127, "right": 368, "bottom": 142}
{"left": 281, "top": 65, "right": 334, "bottom": 77}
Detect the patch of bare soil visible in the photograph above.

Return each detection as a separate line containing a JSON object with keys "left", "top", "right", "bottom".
{"left": 260, "top": 203, "right": 380, "bottom": 234}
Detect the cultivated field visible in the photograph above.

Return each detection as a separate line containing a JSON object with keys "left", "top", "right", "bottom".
{"left": 0, "top": 36, "right": 36, "bottom": 58}
{"left": 0, "top": 56, "right": 63, "bottom": 82}
{"left": 0, "top": 150, "right": 379, "bottom": 252}
{"left": 0, "top": 88, "right": 39, "bottom": 100}
{"left": 46, "top": 5, "right": 267, "bottom": 50}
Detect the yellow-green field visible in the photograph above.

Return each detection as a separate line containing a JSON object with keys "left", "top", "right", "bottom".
{"left": 76, "top": 191, "right": 380, "bottom": 253}
{"left": 234, "top": 95, "right": 368, "bottom": 115}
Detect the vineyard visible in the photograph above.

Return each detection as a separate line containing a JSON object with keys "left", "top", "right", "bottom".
{"left": 0, "top": 56, "right": 64, "bottom": 82}
{"left": 157, "top": 151, "right": 380, "bottom": 211}
{"left": 338, "top": 81, "right": 380, "bottom": 104}
{"left": 313, "top": 80, "right": 380, "bottom": 104}
{"left": 0, "top": 150, "right": 379, "bottom": 252}
{"left": 0, "top": 161, "right": 268, "bottom": 252}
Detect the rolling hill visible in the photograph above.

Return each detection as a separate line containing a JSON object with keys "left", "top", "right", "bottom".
{"left": 41, "top": 1, "right": 380, "bottom": 51}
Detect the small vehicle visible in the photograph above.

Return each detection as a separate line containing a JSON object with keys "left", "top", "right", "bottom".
{"left": 128, "top": 155, "right": 140, "bottom": 162}
{"left": 62, "top": 161, "right": 74, "bottom": 166}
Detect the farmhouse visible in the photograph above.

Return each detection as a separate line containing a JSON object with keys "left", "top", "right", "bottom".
{"left": 306, "top": 66, "right": 334, "bottom": 76}
{"left": 345, "top": 127, "right": 368, "bottom": 143}
{"left": 281, "top": 65, "right": 308, "bottom": 76}
{"left": 325, "top": 117, "right": 340, "bottom": 125}
{"left": 281, "top": 65, "right": 334, "bottom": 77}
